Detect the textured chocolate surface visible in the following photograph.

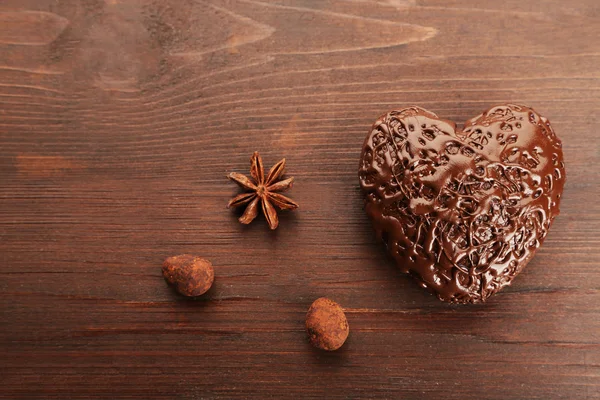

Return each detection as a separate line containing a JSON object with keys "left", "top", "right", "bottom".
{"left": 359, "top": 104, "right": 565, "bottom": 303}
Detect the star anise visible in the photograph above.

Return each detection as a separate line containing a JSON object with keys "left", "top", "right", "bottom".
{"left": 227, "top": 151, "right": 299, "bottom": 230}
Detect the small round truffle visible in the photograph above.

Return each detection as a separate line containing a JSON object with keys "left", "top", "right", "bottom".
{"left": 162, "top": 255, "right": 214, "bottom": 297}
{"left": 305, "top": 297, "right": 349, "bottom": 351}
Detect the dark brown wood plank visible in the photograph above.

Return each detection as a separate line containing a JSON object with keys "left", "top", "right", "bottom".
{"left": 1, "top": 0, "right": 599, "bottom": 398}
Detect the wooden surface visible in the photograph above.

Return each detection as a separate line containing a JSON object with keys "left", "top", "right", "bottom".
{"left": 1, "top": 0, "right": 599, "bottom": 398}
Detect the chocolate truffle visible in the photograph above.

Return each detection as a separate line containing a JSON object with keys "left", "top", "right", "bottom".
{"left": 358, "top": 104, "right": 565, "bottom": 303}
{"left": 162, "top": 255, "right": 214, "bottom": 297}
{"left": 305, "top": 297, "right": 349, "bottom": 351}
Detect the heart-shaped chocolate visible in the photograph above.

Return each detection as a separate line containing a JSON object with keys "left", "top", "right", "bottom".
{"left": 359, "top": 104, "right": 565, "bottom": 303}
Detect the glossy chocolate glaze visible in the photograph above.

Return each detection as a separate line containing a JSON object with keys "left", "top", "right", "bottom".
{"left": 359, "top": 104, "right": 565, "bottom": 303}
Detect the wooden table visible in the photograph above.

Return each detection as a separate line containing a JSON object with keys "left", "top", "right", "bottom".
{"left": 1, "top": 0, "right": 599, "bottom": 398}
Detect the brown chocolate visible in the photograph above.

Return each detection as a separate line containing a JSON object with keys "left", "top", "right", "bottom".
{"left": 306, "top": 297, "right": 349, "bottom": 351}
{"left": 162, "top": 255, "right": 214, "bottom": 297}
{"left": 359, "top": 104, "right": 565, "bottom": 303}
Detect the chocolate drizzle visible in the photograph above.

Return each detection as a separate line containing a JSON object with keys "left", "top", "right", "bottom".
{"left": 359, "top": 104, "right": 565, "bottom": 303}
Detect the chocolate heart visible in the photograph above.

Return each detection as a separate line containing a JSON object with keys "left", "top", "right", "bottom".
{"left": 358, "top": 104, "right": 565, "bottom": 303}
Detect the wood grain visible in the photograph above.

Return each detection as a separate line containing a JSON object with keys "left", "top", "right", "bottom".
{"left": 1, "top": 0, "right": 599, "bottom": 398}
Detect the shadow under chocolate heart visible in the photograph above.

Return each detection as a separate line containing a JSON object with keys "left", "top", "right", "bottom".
{"left": 358, "top": 104, "right": 565, "bottom": 304}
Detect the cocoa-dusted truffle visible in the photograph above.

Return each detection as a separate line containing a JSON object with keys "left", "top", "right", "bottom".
{"left": 162, "top": 255, "right": 214, "bottom": 297}
{"left": 358, "top": 104, "right": 566, "bottom": 303}
{"left": 305, "top": 298, "right": 349, "bottom": 351}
